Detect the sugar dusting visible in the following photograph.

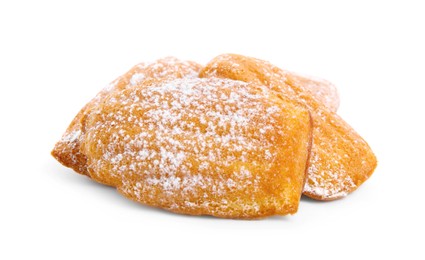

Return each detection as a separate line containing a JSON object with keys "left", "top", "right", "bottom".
{"left": 53, "top": 57, "right": 201, "bottom": 175}
{"left": 62, "top": 130, "right": 81, "bottom": 143}
{"left": 57, "top": 130, "right": 81, "bottom": 164}
{"left": 83, "top": 77, "right": 296, "bottom": 216}
{"left": 303, "top": 153, "right": 355, "bottom": 199}
{"left": 285, "top": 73, "right": 340, "bottom": 112}
{"left": 201, "top": 54, "right": 376, "bottom": 200}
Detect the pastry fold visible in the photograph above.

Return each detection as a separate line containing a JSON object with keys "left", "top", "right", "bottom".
{"left": 200, "top": 54, "right": 377, "bottom": 200}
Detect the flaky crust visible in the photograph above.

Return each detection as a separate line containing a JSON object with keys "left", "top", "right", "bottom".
{"left": 80, "top": 77, "right": 312, "bottom": 218}
{"left": 51, "top": 57, "right": 202, "bottom": 176}
{"left": 200, "top": 54, "right": 377, "bottom": 200}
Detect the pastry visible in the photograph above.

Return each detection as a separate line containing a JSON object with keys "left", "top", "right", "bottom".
{"left": 199, "top": 54, "right": 340, "bottom": 112}
{"left": 79, "top": 77, "right": 312, "bottom": 218}
{"left": 52, "top": 57, "right": 201, "bottom": 176}
{"left": 200, "top": 54, "right": 377, "bottom": 200}
{"left": 52, "top": 54, "right": 377, "bottom": 218}
{"left": 285, "top": 72, "right": 339, "bottom": 112}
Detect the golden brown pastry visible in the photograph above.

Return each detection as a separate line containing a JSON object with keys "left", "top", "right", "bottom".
{"left": 52, "top": 57, "right": 202, "bottom": 176}
{"left": 199, "top": 54, "right": 340, "bottom": 112}
{"left": 52, "top": 54, "right": 377, "bottom": 218}
{"left": 285, "top": 72, "right": 339, "bottom": 112}
{"left": 200, "top": 54, "right": 377, "bottom": 200}
{"left": 79, "top": 77, "right": 312, "bottom": 218}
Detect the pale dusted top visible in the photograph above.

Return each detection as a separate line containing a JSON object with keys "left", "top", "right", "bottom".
{"left": 81, "top": 77, "right": 311, "bottom": 218}
{"left": 52, "top": 57, "right": 202, "bottom": 175}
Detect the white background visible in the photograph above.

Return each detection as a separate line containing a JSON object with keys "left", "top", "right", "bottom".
{"left": 1, "top": 0, "right": 424, "bottom": 259}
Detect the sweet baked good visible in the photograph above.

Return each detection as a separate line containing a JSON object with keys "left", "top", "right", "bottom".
{"left": 52, "top": 57, "right": 201, "bottom": 176}
{"left": 52, "top": 57, "right": 312, "bottom": 218}
{"left": 285, "top": 72, "right": 339, "bottom": 112}
{"left": 199, "top": 54, "right": 340, "bottom": 112}
{"left": 52, "top": 54, "right": 376, "bottom": 218}
{"left": 200, "top": 54, "right": 377, "bottom": 200}
{"left": 80, "top": 77, "right": 312, "bottom": 218}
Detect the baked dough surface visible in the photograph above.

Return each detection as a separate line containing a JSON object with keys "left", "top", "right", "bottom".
{"left": 81, "top": 77, "right": 311, "bottom": 218}
{"left": 200, "top": 54, "right": 377, "bottom": 200}
{"left": 52, "top": 55, "right": 377, "bottom": 218}
{"left": 52, "top": 57, "right": 201, "bottom": 175}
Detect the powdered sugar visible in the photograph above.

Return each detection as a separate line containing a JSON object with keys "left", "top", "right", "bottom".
{"left": 129, "top": 73, "right": 146, "bottom": 87}
{"left": 61, "top": 130, "right": 81, "bottom": 143}
{"left": 82, "top": 76, "right": 303, "bottom": 216}
{"left": 303, "top": 153, "right": 355, "bottom": 199}
{"left": 200, "top": 54, "right": 376, "bottom": 201}
{"left": 52, "top": 57, "right": 202, "bottom": 176}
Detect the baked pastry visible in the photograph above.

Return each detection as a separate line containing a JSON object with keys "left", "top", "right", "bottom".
{"left": 285, "top": 72, "right": 339, "bottom": 112}
{"left": 52, "top": 57, "right": 312, "bottom": 218}
{"left": 200, "top": 54, "right": 377, "bottom": 200}
{"left": 52, "top": 54, "right": 376, "bottom": 218}
{"left": 199, "top": 54, "right": 340, "bottom": 113}
{"left": 52, "top": 57, "right": 201, "bottom": 176}
{"left": 80, "top": 77, "right": 312, "bottom": 218}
